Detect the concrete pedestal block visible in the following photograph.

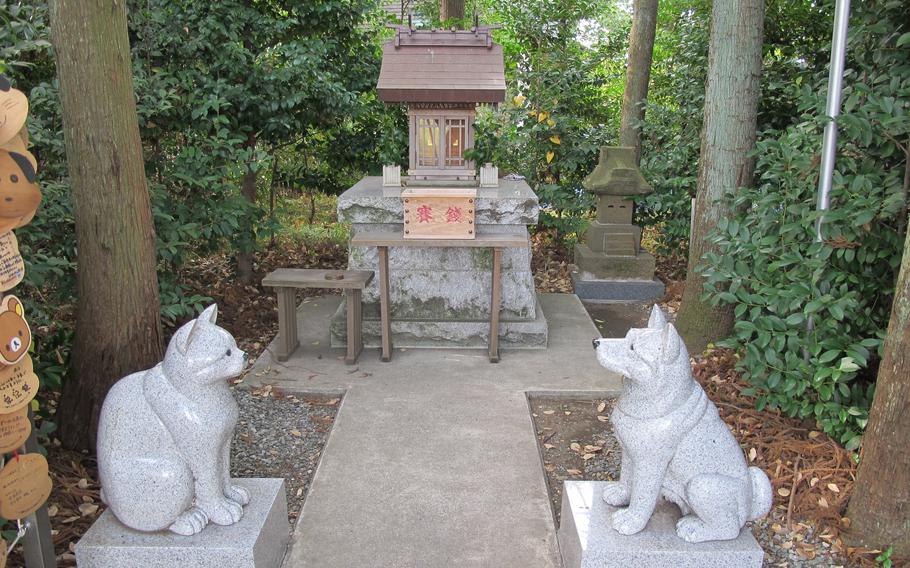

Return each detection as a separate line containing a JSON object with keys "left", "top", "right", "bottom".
{"left": 571, "top": 270, "right": 665, "bottom": 302}
{"left": 76, "top": 479, "right": 289, "bottom": 568}
{"left": 574, "top": 244, "right": 656, "bottom": 280}
{"left": 558, "top": 481, "right": 764, "bottom": 568}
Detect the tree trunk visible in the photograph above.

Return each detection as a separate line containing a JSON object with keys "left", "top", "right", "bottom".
{"left": 846, "top": 224, "right": 910, "bottom": 557}
{"left": 675, "top": 0, "right": 764, "bottom": 352}
{"left": 51, "top": 0, "right": 163, "bottom": 451}
{"left": 237, "top": 132, "right": 258, "bottom": 284}
{"left": 619, "top": 0, "right": 659, "bottom": 163}
{"left": 440, "top": 0, "right": 465, "bottom": 22}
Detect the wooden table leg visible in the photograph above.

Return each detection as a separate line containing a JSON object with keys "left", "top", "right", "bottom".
{"left": 345, "top": 289, "right": 363, "bottom": 365}
{"left": 489, "top": 247, "right": 502, "bottom": 363}
{"left": 378, "top": 246, "right": 392, "bottom": 362}
{"left": 276, "top": 287, "right": 299, "bottom": 361}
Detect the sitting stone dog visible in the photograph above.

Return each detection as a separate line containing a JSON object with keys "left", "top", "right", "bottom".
{"left": 593, "top": 306, "right": 772, "bottom": 543}
{"left": 98, "top": 305, "right": 250, "bottom": 535}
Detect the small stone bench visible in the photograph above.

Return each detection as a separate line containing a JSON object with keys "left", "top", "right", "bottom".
{"left": 262, "top": 268, "right": 373, "bottom": 364}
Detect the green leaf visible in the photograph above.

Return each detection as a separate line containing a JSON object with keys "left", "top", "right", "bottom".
{"left": 818, "top": 350, "right": 840, "bottom": 364}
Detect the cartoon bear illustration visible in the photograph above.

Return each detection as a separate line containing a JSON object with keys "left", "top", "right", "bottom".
{"left": 0, "top": 149, "right": 42, "bottom": 234}
{"left": 0, "top": 295, "right": 31, "bottom": 366}
{"left": 0, "top": 75, "right": 28, "bottom": 147}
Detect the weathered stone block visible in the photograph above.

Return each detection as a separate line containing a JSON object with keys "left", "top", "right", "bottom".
{"left": 583, "top": 222, "right": 641, "bottom": 256}
{"left": 574, "top": 244, "right": 656, "bottom": 280}
{"left": 596, "top": 195, "right": 635, "bottom": 224}
{"left": 349, "top": 242, "right": 530, "bottom": 272}
{"left": 352, "top": 269, "right": 536, "bottom": 320}
{"left": 558, "top": 481, "right": 764, "bottom": 568}
{"left": 76, "top": 478, "right": 289, "bottom": 568}
{"left": 338, "top": 177, "right": 539, "bottom": 225}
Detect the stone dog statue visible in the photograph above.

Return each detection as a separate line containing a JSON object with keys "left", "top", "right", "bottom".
{"left": 98, "top": 305, "right": 249, "bottom": 535}
{"left": 592, "top": 306, "right": 772, "bottom": 543}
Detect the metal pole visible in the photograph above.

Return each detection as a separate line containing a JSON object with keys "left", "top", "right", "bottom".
{"left": 814, "top": 0, "right": 851, "bottom": 242}
{"left": 807, "top": 0, "right": 852, "bottom": 344}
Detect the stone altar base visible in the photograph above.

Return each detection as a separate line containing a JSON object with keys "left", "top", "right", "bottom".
{"left": 330, "top": 176, "right": 547, "bottom": 348}
{"left": 557, "top": 481, "right": 764, "bottom": 568}
{"left": 75, "top": 479, "right": 289, "bottom": 568}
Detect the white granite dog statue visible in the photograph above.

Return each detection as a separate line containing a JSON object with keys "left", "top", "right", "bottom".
{"left": 97, "top": 304, "right": 250, "bottom": 535}
{"left": 592, "top": 306, "right": 772, "bottom": 543}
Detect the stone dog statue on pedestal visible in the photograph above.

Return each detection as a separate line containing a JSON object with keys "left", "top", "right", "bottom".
{"left": 97, "top": 304, "right": 249, "bottom": 535}
{"left": 593, "top": 306, "right": 772, "bottom": 543}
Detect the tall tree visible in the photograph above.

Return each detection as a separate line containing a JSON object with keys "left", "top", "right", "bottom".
{"left": 618, "top": 0, "right": 658, "bottom": 162}
{"left": 51, "top": 0, "right": 163, "bottom": 450}
{"left": 440, "top": 0, "right": 465, "bottom": 22}
{"left": 675, "top": 0, "right": 764, "bottom": 351}
{"left": 846, "top": 223, "right": 910, "bottom": 557}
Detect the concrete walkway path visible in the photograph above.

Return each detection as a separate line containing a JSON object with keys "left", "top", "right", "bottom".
{"left": 246, "top": 293, "right": 621, "bottom": 567}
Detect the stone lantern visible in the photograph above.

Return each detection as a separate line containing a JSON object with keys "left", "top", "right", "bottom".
{"left": 571, "top": 146, "right": 664, "bottom": 300}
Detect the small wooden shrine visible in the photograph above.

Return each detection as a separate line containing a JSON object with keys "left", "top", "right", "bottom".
{"left": 331, "top": 24, "right": 546, "bottom": 351}
{"left": 377, "top": 25, "right": 506, "bottom": 239}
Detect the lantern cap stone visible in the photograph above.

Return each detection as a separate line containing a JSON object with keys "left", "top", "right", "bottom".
{"left": 582, "top": 146, "right": 652, "bottom": 196}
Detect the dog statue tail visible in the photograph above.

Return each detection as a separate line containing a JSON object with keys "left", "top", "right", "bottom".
{"left": 748, "top": 467, "right": 773, "bottom": 521}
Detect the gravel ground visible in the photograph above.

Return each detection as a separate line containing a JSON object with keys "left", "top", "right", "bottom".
{"left": 230, "top": 387, "right": 339, "bottom": 523}
{"left": 529, "top": 396, "right": 853, "bottom": 568}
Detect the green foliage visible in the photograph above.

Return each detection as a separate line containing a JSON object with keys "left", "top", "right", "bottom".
{"left": 466, "top": 0, "right": 625, "bottom": 240}
{"left": 0, "top": 0, "right": 398, "bottom": 390}
{"left": 636, "top": 0, "right": 835, "bottom": 255}
{"left": 700, "top": 0, "right": 910, "bottom": 448}
{"left": 876, "top": 546, "right": 894, "bottom": 568}
{"left": 129, "top": 0, "right": 384, "bottom": 280}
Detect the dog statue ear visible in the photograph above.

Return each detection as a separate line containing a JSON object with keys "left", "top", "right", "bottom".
{"left": 647, "top": 305, "right": 667, "bottom": 329}
{"left": 661, "top": 323, "right": 682, "bottom": 364}
{"left": 179, "top": 304, "right": 219, "bottom": 355}
{"left": 199, "top": 304, "right": 218, "bottom": 325}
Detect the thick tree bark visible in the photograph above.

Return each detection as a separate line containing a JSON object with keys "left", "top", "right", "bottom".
{"left": 846, "top": 224, "right": 910, "bottom": 557}
{"left": 619, "top": 0, "right": 659, "bottom": 162}
{"left": 52, "top": 0, "right": 163, "bottom": 451}
{"left": 675, "top": 0, "right": 763, "bottom": 352}
{"left": 440, "top": 0, "right": 465, "bottom": 22}
{"left": 237, "top": 133, "right": 258, "bottom": 284}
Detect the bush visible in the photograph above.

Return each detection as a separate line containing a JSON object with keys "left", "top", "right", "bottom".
{"left": 700, "top": 1, "right": 909, "bottom": 448}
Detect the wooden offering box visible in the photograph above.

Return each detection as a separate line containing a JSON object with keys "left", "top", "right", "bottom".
{"left": 402, "top": 188, "right": 476, "bottom": 240}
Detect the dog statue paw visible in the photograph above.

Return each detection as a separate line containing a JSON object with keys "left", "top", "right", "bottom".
{"left": 97, "top": 304, "right": 249, "bottom": 534}
{"left": 593, "top": 305, "right": 772, "bottom": 542}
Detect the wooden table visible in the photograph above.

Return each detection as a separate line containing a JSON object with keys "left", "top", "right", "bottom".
{"left": 350, "top": 232, "right": 530, "bottom": 363}
{"left": 262, "top": 268, "right": 374, "bottom": 364}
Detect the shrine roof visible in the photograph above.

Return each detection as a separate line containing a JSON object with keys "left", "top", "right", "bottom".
{"left": 377, "top": 26, "right": 506, "bottom": 104}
